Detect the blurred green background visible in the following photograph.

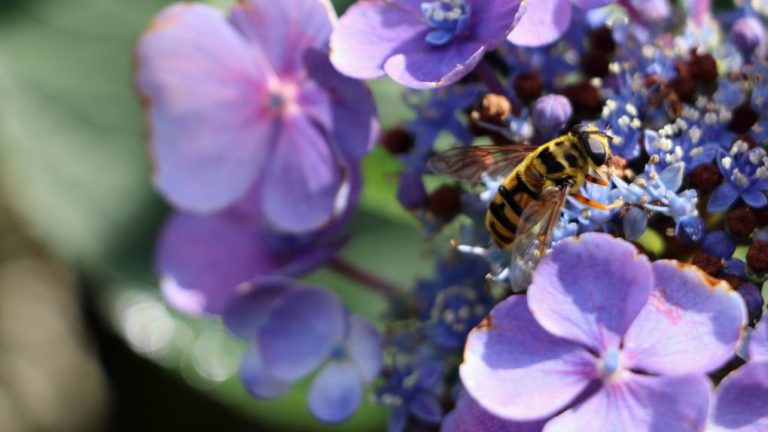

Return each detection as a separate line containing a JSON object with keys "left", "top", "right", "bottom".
{"left": 0, "top": 0, "right": 428, "bottom": 430}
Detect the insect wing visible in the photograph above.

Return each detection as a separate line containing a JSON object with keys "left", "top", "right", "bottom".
{"left": 508, "top": 184, "right": 570, "bottom": 292}
{"left": 427, "top": 145, "right": 537, "bottom": 182}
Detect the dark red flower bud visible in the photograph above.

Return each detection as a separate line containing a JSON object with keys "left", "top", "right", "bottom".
{"left": 689, "top": 51, "right": 718, "bottom": 85}
{"left": 513, "top": 73, "right": 544, "bottom": 103}
{"left": 726, "top": 206, "right": 757, "bottom": 238}
{"left": 692, "top": 251, "right": 724, "bottom": 277}
{"left": 747, "top": 240, "right": 768, "bottom": 273}
{"left": 729, "top": 105, "right": 759, "bottom": 134}
{"left": 689, "top": 163, "right": 722, "bottom": 193}
{"left": 380, "top": 127, "right": 415, "bottom": 155}
{"left": 428, "top": 185, "right": 462, "bottom": 222}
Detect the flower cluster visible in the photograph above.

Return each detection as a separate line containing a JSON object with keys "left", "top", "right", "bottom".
{"left": 136, "top": 0, "right": 768, "bottom": 430}
{"left": 136, "top": 0, "right": 381, "bottom": 422}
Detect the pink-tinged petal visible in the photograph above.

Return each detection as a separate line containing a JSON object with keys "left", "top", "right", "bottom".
{"left": 442, "top": 393, "right": 547, "bottom": 432}
{"left": 156, "top": 213, "right": 281, "bottom": 315}
{"left": 239, "top": 346, "right": 292, "bottom": 398}
{"left": 308, "top": 360, "right": 363, "bottom": 423}
{"left": 330, "top": 0, "right": 427, "bottom": 80}
{"left": 460, "top": 295, "right": 595, "bottom": 421}
{"left": 545, "top": 374, "right": 711, "bottom": 432}
{"left": 137, "top": 3, "right": 273, "bottom": 213}
{"left": 229, "top": 0, "right": 337, "bottom": 77}
{"left": 261, "top": 115, "right": 344, "bottom": 233}
{"left": 710, "top": 361, "right": 768, "bottom": 432}
{"left": 258, "top": 287, "right": 346, "bottom": 381}
{"left": 571, "top": 0, "right": 615, "bottom": 9}
{"left": 345, "top": 315, "right": 383, "bottom": 382}
{"left": 382, "top": 39, "right": 487, "bottom": 89}
{"left": 507, "top": 0, "right": 572, "bottom": 47}
{"left": 623, "top": 261, "right": 746, "bottom": 375}
{"left": 302, "top": 48, "right": 379, "bottom": 161}
{"left": 528, "top": 233, "right": 653, "bottom": 353}
{"left": 750, "top": 319, "right": 768, "bottom": 361}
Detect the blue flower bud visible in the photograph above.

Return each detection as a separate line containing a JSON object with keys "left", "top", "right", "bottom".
{"left": 532, "top": 94, "right": 572, "bottom": 134}
{"left": 676, "top": 215, "right": 705, "bottom": 242}
{"left": 729, "top": 16, "right": 766, "bottom": 60}
{"left": 701, "top": 230, "right": 737, "bottom": 259}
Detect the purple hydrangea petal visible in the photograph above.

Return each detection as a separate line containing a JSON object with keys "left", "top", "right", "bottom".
{"left": 507, "top": 0, "right": 572, "bottom": 47}
{"left": 301, "top": 48, "right": 379, "bottom": 161}
{"left": 261, "top": 115, "right": 344, "bottom": 233}
{"left": 710, "top": 361, "right": 768, "bottom": 432}
{"left": 571, "top": 0, "right": 614, "bottom": 8}
{"left": 750, "top": 319, "right": 768, "bottom": 361}
{"left": 545, "top": 374, "right": 711, "bottom": 432}
{"left": 240, "top": 346, "right": 292, "bottom": 398}
{"left": 308, "top": 360, "right": 363, "bottom": 423}
{"left": 528, "top": 233, "right": 653, "bottom": 353}
{"left": 228, "top": 0, "right": 336, "bottom": 77}
{"left": 622, "top": 261, "right": 746, "bottom": 375}
{"left": 441, "top": 394, "right": 547, "bottom": 432}
{"left": 222, "top": 280, "right": 289, "bottom": 339}
{"left": 708, "top": 182, "right": 739, "bottom": 212}
{"left": 137, "top": 4, "right": 273, "bottom": 213}
{"left": 741, "top": 188, "right": 768, "bottom": 209}
{"left": 382, "top": 37, "right": 487, "bottom": 89}
{"left": 383, "top": 0, "right": 523, "bottom": 88}
{"left": 259, "top": 287, "right": 346, "bottom": 381}
{"left": 330, "top": 1, "right": 428, "bottom": 80}
{"left": 157, "top": 213, "right": 281, "bottom": 315}
{"left": 460, "top": 295, "right": 595, "bottom": 421}
{"left": 345, "top": 315, "right": 383, "bottom": 382}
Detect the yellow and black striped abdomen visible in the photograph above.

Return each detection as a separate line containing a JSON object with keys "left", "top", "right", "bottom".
{"left": 485, "top": 168, "right": 542, "bottom": 249}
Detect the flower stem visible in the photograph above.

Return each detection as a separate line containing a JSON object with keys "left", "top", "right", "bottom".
{"left": 474, "top": 59, "right": 510, "bottom": 98}
{"left": 329, "top": 257, "right": 406, "bottom": 299}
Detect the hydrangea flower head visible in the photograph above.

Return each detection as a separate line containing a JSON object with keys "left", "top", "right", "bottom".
{"left": 137, "top": 0, "right": 378, "bottom": 233}
{"left": 461, "top": 233, "right": 746, "bottom": 430}
{"left": 709, "top": 142, "right": 768, "bottom": 212}
{"left": 330, "top": 0, "right": 524, "bottom": 88}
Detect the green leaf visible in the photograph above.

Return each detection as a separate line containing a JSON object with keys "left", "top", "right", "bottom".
{"left": 0, "top": 0, "right": 172, "bottom": 274}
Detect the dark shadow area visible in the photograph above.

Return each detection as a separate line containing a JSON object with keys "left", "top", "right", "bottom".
{"left": 80, "top": 286, "right": 268, "bottom": 432}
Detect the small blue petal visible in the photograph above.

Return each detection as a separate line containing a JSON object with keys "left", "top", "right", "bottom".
{"left": 409, "top": 393, "right": 443, "bottom": 423}
{"left": 239, "top": 347, "right": 292, "bottom": 399}
{"left": 708, "top": 182, "right": 739, "bottom": 212}
{"left": 623, "top": 207, "right": 648, "bottom": 240}
{"left": 308, "top": 360, "right": 363, "bottom": 423}
{"left": 659, "top": 163, "right": 684, "bottom": 192}
{"left": 742, "top": 189, "right": 768, "bottom": 209}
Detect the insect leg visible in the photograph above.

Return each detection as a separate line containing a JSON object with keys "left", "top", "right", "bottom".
{"left": 585, "top": 173, "right": 609, "bottom": 186}
{"left": 571, "top": 193, "right": 623, "bottom": 210}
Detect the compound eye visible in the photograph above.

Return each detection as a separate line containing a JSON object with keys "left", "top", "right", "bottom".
{"left": 586, "top": 136, "right": 607, "bottom": 165}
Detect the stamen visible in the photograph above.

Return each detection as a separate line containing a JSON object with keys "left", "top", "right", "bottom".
{"left": 421, "top": 0, "right": 472, "bottom": 46}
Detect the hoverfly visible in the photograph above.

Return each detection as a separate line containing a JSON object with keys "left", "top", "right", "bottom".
{"left": 428, "top": 124, "right": 623, "bottom": 289}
